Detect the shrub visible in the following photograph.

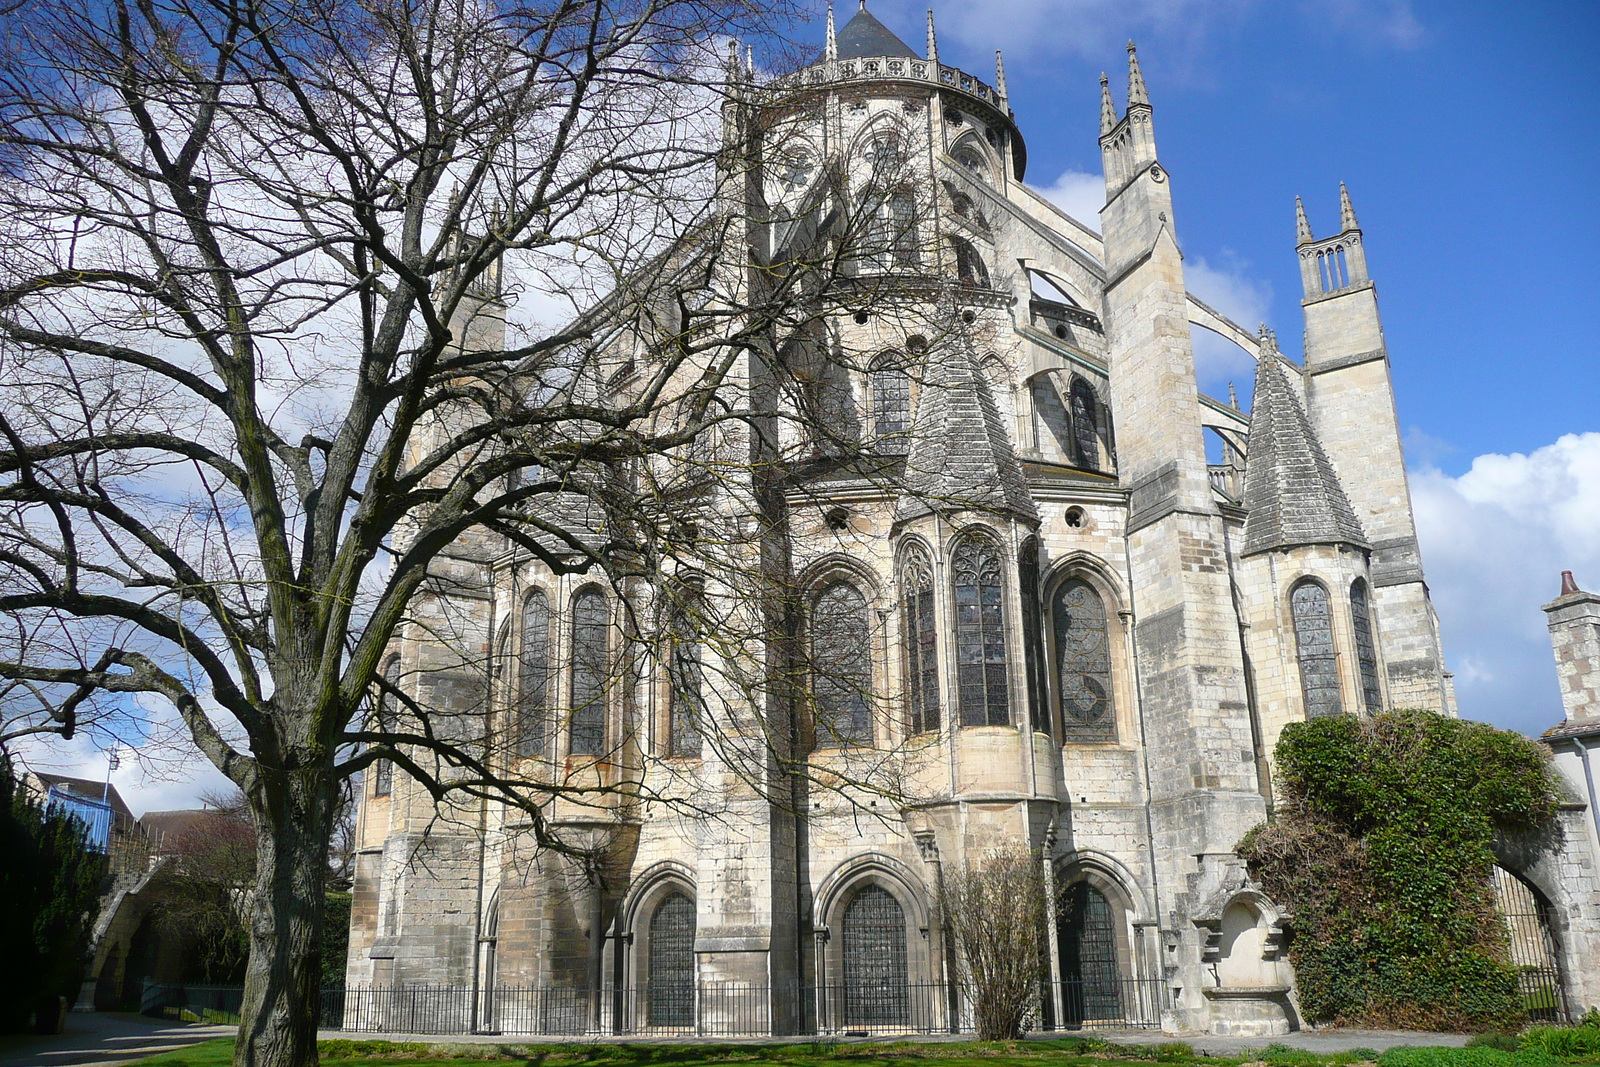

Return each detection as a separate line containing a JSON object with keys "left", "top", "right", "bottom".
{"left": 1239, "top": 710, "right": 1558, "bottom": 1031}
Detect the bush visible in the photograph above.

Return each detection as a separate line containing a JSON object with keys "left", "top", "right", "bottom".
{"left": 1239, "top": 710, "right": 1558, "bottom": 1031}
{"left": 1520, "top": 1014, "right": 1600, "bottom": 1059}
{"left": 0, "top": 755, "right": 104, "bottom": 1033}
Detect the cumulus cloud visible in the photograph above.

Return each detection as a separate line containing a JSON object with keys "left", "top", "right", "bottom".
{"left": 1184, "top": 254, "right": 1272, "bottom": 400}
{"left": 1035, "top": 169, "right": 1105, "bottom": 233}
{"left": 1411, "top": 432, "right": 1600, "bottom": 737}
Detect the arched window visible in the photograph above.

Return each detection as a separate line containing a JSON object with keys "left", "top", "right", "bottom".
{"left": 570, "top": 588, "right": 610, "bottom": 755}
{"left": 812, "top": 580, "right": 874, "bottom": 745}
{"left": 667, "top": 598, "right": 703, "bottom": 759}
{"left": 949, "top": 235, "right": 989, "bottom": 288}
{"left": 1059, "top": 882, "right": 1123, "bottom": 1026}
{"left": 1291, "top": 581, "right": 1342, "bottom": 719}
{"left": 1053, "top": 578, "right": 1116, "bottom": 741}
{"left": 900, "top": 546, "right": 939, "bottom": 736}
{"left": 372, "top": 657, "right": 399, "bottom": 796}
{"left": 1349, "top": 579, "right": 1382, "bottom": 715}
{"left": 1070, "top": 377, "right": 1099, "bottom": 471}
{"left": 518, "top": 589, "right": 551, "bottom": 758}
{"left": 647, "top": 892, "right": 696, "bottom": 1028}
{"left": 870, "top": 353, "right": 911, "bottom": 453}
{"left": 953, "top": 144, "right": 990, "bottom": 183}
{"left": 1019, "top": 540, "right": 1049, "bottom": 736}
{"left": 841, "top": 885, "right": 908, "bottom": 1026}
{"left": 953, "top": 536, "right": 1010, "bottom": 727}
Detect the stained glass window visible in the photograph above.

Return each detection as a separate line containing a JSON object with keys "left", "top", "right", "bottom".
{"left": 647, "top": 892, "right": 696, "bottom": 1028}
{"left": 1054, "top": 578, "right": 1115, "bottom": 741}
{"left": 871, "top": 353, "right": 911, "bottom": 454}
{"left": 373, "top": 657, "right": 398, "bottom": 796}
{"left": 841, "top": 885, "right": 908, "bottom": 1027}
{"left": 813, "top": 581, "right": 873, "bottom": 745}
{"left": 667, "top": 600, "right": 703, "bottom": 758}
{"left": 1291, "top": 581, "right": 1342, "bottom": 719}
{"left": 1350, "top": 578, "right": 1382, "bottom": 714}
{"left": 953, "top": 537, "right": 1010, "bottom": 727}
{"left": 1070, "top": 377, "right": 1099, "bottom": 471}
{"left": 1060, "top": 882, "right": 1122, "bottom": 1025}
{"left": 570, "top": 588, "right": 610, "bottom": 755}
{"left": 518, "top": 589, "right": 550, "bottom": 758}
{"left": 900, "top": 547, "right": 939, "bottom": 735}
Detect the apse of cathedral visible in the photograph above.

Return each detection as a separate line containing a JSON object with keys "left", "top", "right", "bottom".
{"left": 347, "top": 4, "right": 1600, "bottom": 1036}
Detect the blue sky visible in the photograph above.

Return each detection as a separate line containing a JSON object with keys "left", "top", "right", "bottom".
{"left": 797, "top": 0, "right": 1599, "bottom": 737}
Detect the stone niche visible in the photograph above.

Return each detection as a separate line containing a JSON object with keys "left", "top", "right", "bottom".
{"left": 1195, "top": 892, "right": 1299, "bottom": 1036}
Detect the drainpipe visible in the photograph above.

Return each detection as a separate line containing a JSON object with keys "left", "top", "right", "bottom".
{"left": 1576, "top": 737, "right": 1600, "bottom": 853}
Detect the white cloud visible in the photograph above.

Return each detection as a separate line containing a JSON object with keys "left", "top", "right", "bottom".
{"left": 1184, "top": 254, "right": 1272, "bottom": 399}
{"left": 1411, "top": 432, "right": 1600, "bottom": 737}
{"left": 1035, "top": 169, "right": 1105, "bottom": 233}
{"left": 1304, "top": 0, "right": 1424, "bottom": 49}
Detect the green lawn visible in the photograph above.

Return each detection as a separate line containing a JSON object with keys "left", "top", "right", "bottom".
{"left": 130, "top": 1036, "right": 1600, "bottom": 1067}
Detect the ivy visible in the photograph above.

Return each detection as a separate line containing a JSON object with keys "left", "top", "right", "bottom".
{"left": 1238, "top": 709, "right": 1559, "bottom": 1031}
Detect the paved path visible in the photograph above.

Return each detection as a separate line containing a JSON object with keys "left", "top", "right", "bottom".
{"left": 0, "top": 1012, "right": 231, "bottom": 1067}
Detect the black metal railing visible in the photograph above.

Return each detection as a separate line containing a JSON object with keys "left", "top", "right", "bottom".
{"left": 145, "top": 978, "right": 1164, "bottom": 1036}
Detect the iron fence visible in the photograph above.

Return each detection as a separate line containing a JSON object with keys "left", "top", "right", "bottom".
{"left": 144, "top": 978, "right": 1164, "bottom": 1036}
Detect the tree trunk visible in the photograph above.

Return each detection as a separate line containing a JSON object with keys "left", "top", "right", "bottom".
{"left": 236, "top": 768, "right": 333, "bottom": 1067}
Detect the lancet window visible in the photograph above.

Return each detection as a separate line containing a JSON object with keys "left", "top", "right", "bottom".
{"left": 1070, "top": 376, "right": 1100, "bottom": 470}
{"left": 812, "top": 580, "right": 874, "bottom": 745}
{"left": 1053, "top": 578, "right": 1116, "bottom": 741}
{"left": 871, "top": 352, "right": 912, "bottom": 452}
{"left": 953, "top": 535, "right": 1010, "bottom": 727}
{"left": 372, "top": 657, "right": 398, "bottom": 796}
{"left": 517, "top": 589, "right": 551, "bottom": 758}
{"left": 1291, "top": 580, "right": 1342, "bottom": 719}
{"left": 1350, "top": 578, "right": 1382, "bottom": 714}
{"left": 1020, "top": 540, "right": 1050, "bottom": 736}
{"left": 569, "top": 588, "right": 610, "bottom": 755}
{"left": 900, "top": 546, "right": 939, "bottom": 736}
{"left": 666, "top": 595, "right": 704, "bottom": 758}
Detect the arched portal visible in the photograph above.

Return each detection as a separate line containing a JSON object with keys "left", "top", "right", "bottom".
{"left": 1492, "top": 865, "right": 1568, "bottom": 1022}
{"left": 1059, "top": 882, "right": 1124, "bottom": 1026}
{"left": 646, "top": 891, "right": 696, "bottom": 1028}
{"left": 841, "top": 884, "right": 909, "bottom": 1027}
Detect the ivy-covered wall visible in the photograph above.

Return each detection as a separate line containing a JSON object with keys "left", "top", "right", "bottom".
{"left": 1239, "top": 709, "right": 1560, "bottom": 1031}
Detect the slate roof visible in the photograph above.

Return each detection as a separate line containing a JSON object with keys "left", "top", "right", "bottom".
{"left": 896, "top": 352, "right": 1037, "bottom": 523}
{"left": 1240, "top": 352, "right": 1367, "bottom": 555}
{"left": 835, "top": 6, "right": 921, "bottom": 60}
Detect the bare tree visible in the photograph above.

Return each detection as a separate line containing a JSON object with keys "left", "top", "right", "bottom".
{"left": 941, "top": 846, "right": 1051, "bottom": 1041}
{"left": 0, "top": 0, "right": 966, "bottom": 1063}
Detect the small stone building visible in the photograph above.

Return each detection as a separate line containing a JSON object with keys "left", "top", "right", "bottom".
{"left": 346, "top": 5, "right": 1600, "bottom": 1036}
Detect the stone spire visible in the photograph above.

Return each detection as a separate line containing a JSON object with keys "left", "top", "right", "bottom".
{"left": 1099, "top": 72, "right": 1116, "bottom": 135}
{"left": 1339, "top": 181, "right": 1360, "bottom": 232}
{"left": 1126, "top": 41, "right": 1149, "bottom": 108}
{"left": 1240, "top": 334, "right": 1368, "bottom": 555}
{"left": 926, "top": 9, "right": 938, "bottom": 67}
{"left": 896, "top": 351, "right": 1037, "bottom": 523}
{"left": 1295, "top": 195, "right": 1313, "bottom": 246}
{"left": 995, "top": 50, "right": 1008, "bottom": 104}
{"left": 824, "top": 4, "right": 837, "bottom": 62}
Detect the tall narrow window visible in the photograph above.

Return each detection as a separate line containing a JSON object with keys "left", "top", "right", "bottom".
{"left": 870, "top": 353, "right": 911, "bottom": 453}
{"left": 1350, "top": 578, "right": 1382, "bottom": 714}
{"left": 1054, "top": 578, "right": 1116, "bottom": 741}
{"left": 667, "top": 599, "right": 704, "bottom": 759}
{"left": 647, "top": 892, "right": 696, "bottom": 1028}
{"left": 950, "top": 235, "right": 990, "bottom": 288}
{"left": 1070, "top": 377, "right": 1099, "bottom": 471}
{"left": 518, "top": 590, "right": 551, "bottom": 758}
{"left": 570, "top": 588, "right": 610, "bottom": 755}
{"left": 1059, "top": 882, "right": 1123, "bottom": 1026}
{"left": 1291, "top": 581, "right": 1342, "bottom": 719}
{"left": 900, "top": 547, "right": 939, "bottom": 736}
{"left": 812, "top": 581, "right": 873, "bottom": 745}
{"left": 841, "top": 885, "right": 908, "bottom": 1027}
{"left": 953, "top": 536, "right": 1010, "bottom": 727}
{"left": 372, "top": 657, "right": 398, "bottom": 796}
{"left": 1020, "top": 539, "right": 1050, "bottom": 736}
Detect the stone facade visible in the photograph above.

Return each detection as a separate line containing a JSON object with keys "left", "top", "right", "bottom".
{"left": 347, "top": 5, "right": 1600, "bottom": 1035}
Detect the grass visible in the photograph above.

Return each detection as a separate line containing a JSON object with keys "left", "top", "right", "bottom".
{"left": 129, "top": 1035, "right": 1600, "bottom": 1067}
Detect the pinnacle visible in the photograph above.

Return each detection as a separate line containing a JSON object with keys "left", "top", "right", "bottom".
{"left": 1126, "top": 40, "right": 1148, "bottom": 107}
{"left": 1339, "top": 181, "right": 1360, "bottom": 232}
{"left": 1099, "top": 72, "right": 1117, "bottom": 135}
{"left": 1295, "top": 195, "right": 1313, "bottom": 245}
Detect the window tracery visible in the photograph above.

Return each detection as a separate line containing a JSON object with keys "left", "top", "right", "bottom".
{"left": 870, "top": 352, "right": 911, "bottom": 452}
{"left": 953, "top": 536, "right": 1010, "bottom": 727}
{"left": 812, "top": 580, "right": 874, "bottom": 745}
{"left": 900, "top": 546, "right": 939, "bottom": 736}
{"left": 518, "top": 589, "right": 551, "bottom": 758}
{"left": 1350, "top": 578, "right": 1382, "bottom": 714}
{"left": 570, "top": 588, "right": 610, "bottom": 754}
{"left": 1291, "top": 580, "right": 1342, "bottom": 719}
{"left": 1053, "top": 578, "right": 1116, "bottom": 741}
